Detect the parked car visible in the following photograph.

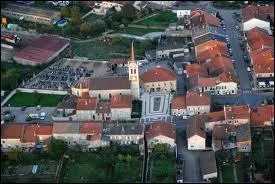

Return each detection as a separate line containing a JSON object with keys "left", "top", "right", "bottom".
{"left": 21, "top": 106, "right": 27, "bottom": 111}
{"left": 2, "top": 110, "right": 11, "bottom": 115}
{"left": 36, "top": 105, "right": 41, "bottom": 110}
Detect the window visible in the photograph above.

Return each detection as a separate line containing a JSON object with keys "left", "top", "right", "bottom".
{"left": 2, "top": 141, "right": 5, "bottom": 144}
{"left": 98, "top": 94, "right": 101, "bottom": 98}
{"left": 73, "top": 141, "right": 77, "bottom": 144}
{"left": 109, "top": 93, "right": 112, "bottom": 98}
{"left": 87, "top": 135, "right": 92, "bottom": 140}
{"left": 191, "top": 145, "right": 194, "bottom": 148}
{"left": 134, "top": 69, "right": 136, "bottom": 74}
{"left": 131, "top": 69, "right": 133, "bottom": 74}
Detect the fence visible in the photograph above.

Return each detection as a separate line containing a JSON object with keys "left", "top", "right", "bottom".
{"left": 17, "top": 88, "right": 68, "bottom": 95}
{"left": 1, "top": 89, "right": 17, "bottom": 107}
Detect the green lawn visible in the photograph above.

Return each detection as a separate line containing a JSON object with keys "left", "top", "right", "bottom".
{"left": 83, "top": 14, "right": 104, "bottom": 23}
{"left": 72, "top": 37, "right": 155, "bottom": 60}
{"left": 151, "top": 153, "right": 176, "bottom": 183}
{"left": 61, "top": 145, "right": 143, "bottom": 183}
{"left": 135, "top": 11, "right": 177, "bottom": 27}
{"left": 114, "top": 27, "right": 164, "bottom": 36}
{"left": 5, "top": 92, "right": 65, "bottom": 107}
{"left": 221, "top": 164, "right": 235, "bottom": 183}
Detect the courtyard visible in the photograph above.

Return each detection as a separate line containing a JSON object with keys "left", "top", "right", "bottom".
{"left": 141, "top": 92, "right": 172, "bottom": 123}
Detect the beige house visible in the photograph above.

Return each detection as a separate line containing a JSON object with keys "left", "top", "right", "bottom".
{"left": 110, "top": 95, "right": 132, "bottom": 120}
{"left": 1, "top": 124, "right": 25, "bottom": 150}
{"left": 171, "top": 95, "right": 187, "bottom": 116}
{"left": 103, "top": 123, "right": 144, "bottom": 145}
{"left": 75, "top": 98, "right": 97, "bottom": 121}
{"left": 52, "top": 123, "right": 80, "bottom": 147}
{"left": 140, "top": 67, "right": 177, "bottom": 93}
{"left": 186, "top": 91, "right": 211, "bottom": 116}
{"left": 187, "top": 115, "right": 206, "bottom": 150}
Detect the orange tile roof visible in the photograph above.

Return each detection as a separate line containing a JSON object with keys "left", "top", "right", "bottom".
{"left": 190, "top": 10, "right": 221, "bottom": 28}
{"left": 76, "top": 97, "right": 97, "bottom": 111}
{"left": 203, "top": 55, "right": 234, "bottom": 76}
{"left": 21, "top": 124, "right": 53, "bottom": 143}
{"left": 140, "top": 67, "right": 176, "bottom": 83}
{"left": 146, "top": 121, "right": 176, "bottom": 140}
{"left": 242, "top": 5, "right": 274, "bottom": 22}
{"left": 186, "top": 63, "right": 208, "bottom": 77}
{"left": 171, "top": 95, "right": 186, "bottom": 109}
{"left": 96, "top": 101, "right": 111, "bottom": 113}
{"left": 186, "top": 91, "right": 211, "bottom": 106}
{"left": 251, "top": 48, "right": 274, "bottom": 74}
{"left": 198, "top": 77, "right": 217, "bottom": 87}
{"left": 194, "top": 73, "right": 236, "bottom": 88}
{"left": 219, "top": 72, "right": 237, "bottom": 83}
{"left": 110, "top": 95, "right": 132, "bottom": 108}
{"left": 251, "top": 105, "right": 274, "bottom": 127}
{"left": 1, "top": 124, "right": 24, "bottom": 139}
{"left": 79, "top": 122, "right": 103, "bottom": 140}
{"left": 196, "top": 40, "right": 228, "bottom": 57}
{"left": 224, "top": 105, "right": 251, "bottom": 120}
{"left": 247, "top": 27, "right": 274, "bottom": 51}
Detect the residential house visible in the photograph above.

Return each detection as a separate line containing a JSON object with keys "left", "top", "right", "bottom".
{"left": 103, "top": 123, "right": 144, "bottom": 145}
{"left": 193, "top": 26, "right": 226, "bottom": 46}
{"left": 171, "top": 95, "right": 186, "bottom": 116}
{"left": 110, "top": 95, "right": 132, "bottom": 120}
{"left": 140, "top": 67, "right": 177, "bottom": 93}
{"left": 185, "top": 63, "right": 208, "bottom": 78}
{"left": 242, "top": 5, "right": 274, "bottom": 34}
{"left": 235, "top": 123, "right": 251, "bottom": 152}
{"left": 109, "top": 58, "right": 128, "bottom": 68}
{"left": 96, "top": 101, "right": 111, "bottom": 121}
{"left": 190, "top": 10, "right": 221, "bottom": 31}
{"left": 199, "top": 151, "right": 218, "bottom": 181}
{"left": 189, "top": 72, "right": 238, "bottom": 95}
{"left": 187, "top": 115, "right": 207, "bottom": 150}
{"left": 56, "top": 95, "right": 77, "bottom": 115}
{"left": 195, "top": 40, "right": 229, "bottom": 65}
{"left": 75, "top": 97, "right": 97, "bottom": 121}
{"left": 79, "top": 122, "right": 109, "bottom": 151}
{"left": 224, "top": 104, "right": 251, "bottom": 124}
{"left": 185, "top": 91, "right": 211, "bottom": 115}
{"left": 250, "top": 105, "right": 274, "bottom": 128}
{"left": 91, "top": 1, "right": 125, "bottom": 15}
{"left": 146, "top": 1, "right": 176, "bottom": 10}
{"left": 52, "top": 122, "right": 80, "bottom": 147}
{"left": 145, "top": 121, "right": 176, "bottom": 149}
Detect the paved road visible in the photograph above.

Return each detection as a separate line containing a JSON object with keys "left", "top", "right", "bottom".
{"left": 2, "top": 107, "right": 56, "bottom": 124}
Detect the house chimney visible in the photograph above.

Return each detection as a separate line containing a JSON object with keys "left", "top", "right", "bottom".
{"left": 85, "top": 100, "right": 88, "bottom": 105}
{"left": 225, "top": 128, "right": 228, "bottom": 133}
{"left": 200, "top": 93, "right": 202, "bottom": 97}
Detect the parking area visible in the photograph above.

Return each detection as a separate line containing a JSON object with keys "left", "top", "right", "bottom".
{"left": 1, "top": 107, "right": 56, "bottom": 124}
{"left": 22, "top": 59, "right": 93, "bottom": 90}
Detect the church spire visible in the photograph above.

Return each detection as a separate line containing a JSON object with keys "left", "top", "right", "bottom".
{"left": 130, "top": 41, "right": 135, "bottom": 63}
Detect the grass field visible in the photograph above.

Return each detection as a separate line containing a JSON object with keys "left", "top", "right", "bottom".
{"left": 5, "top": 92, "right": 65, "bottom": 107}
{"left": 83, "top": 14, "right": 104, "bottom": 23}
{"left": 72, "top": 37, "right": 155, "bottom": 59}
{"left": 135, "top": 11, "right": 177, "bottom": 27}
{"left": 151, "top": 153, "right": 176, "bottom": 183}
{"left": 114, "top": 27, "right": 164, "bottom": 36}
{"left": 61, "top": 146, "right": 143, "bottom": 183}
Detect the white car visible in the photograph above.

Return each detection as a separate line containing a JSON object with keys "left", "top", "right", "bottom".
{"left": 232, "top": 59, "right": 235, "bottom": 63}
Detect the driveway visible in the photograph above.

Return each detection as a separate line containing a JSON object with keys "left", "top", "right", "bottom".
{"left": 2, "top": 107, "right": 56, "bottom": 124}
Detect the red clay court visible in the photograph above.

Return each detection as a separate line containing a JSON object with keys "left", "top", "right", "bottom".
{"left": 14, "top": 35, "right": 70, "bottom": 66}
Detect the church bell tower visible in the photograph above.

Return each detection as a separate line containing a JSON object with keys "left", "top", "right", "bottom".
{"left": 128, "top": 41, "right": 140, "bottom": 99}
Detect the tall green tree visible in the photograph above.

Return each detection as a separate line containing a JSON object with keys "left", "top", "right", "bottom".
{"left": 61, "top": 7, "right": 71, "bottom": 18}
{"left": 80, "top": 22, "right": 92, "bottom": 37}
{"left": 48, "top": 138, "right": 68, "bottom": 160}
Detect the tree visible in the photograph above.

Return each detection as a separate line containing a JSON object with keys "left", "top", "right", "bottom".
{"left": 61, "top": 7, "right": 71, "bottom": 18}
{"left": 48, "top": 138, "right": 68, "bottom": 160}
{"left": 79, "top": 22, "right": 92, "bottom": 37}
{"left": 1, "top": 68, "right": 19, "bottom": 90}
{"left": 7, "top": 150, "right": 22, "bottom": 162}
{"left": 70, "top": 7, "right": 81, "bottom": 25}
{"left": 154, "top": 143, "right": 170, "bottom": 153}
{"left": 121, "top": 4, "right": 137, "bottom": 21}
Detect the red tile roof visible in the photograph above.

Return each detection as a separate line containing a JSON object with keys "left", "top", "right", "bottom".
{"left": 224, "top": 105, "right": 251, "bottom": 120}
{"left": 21, "top": 124, "right": 53, "bottom": 143}
{"left": 251, "top": 48, "right": 274, "bottom": 74}
{"left": 246, "top": 27, "right": 274, "bottom": 51}
{"left": 187, "top": 115, "right": 207, "bottom": 139}
{"left": 79, "top": 122, "right": 103, "bottom": 140}
{"left": 203, "top": 55, "right": 234, "bottom": 76}
{"left": 140, "top": 67, "right": 176, "bottom": 83}
{"left": 190, "top": 10, "right": 221, "bottom": 28}
{"left": 198, "top": 77, "right": 217, "bottom": 87}
{"left": 109, "top": 58, "right": 128, "bottom": 65}
{"left": 186, "top": 91, "right": 211, "bottom": 106}
{"left": 146, "top": 121, "right": 176, "bottom": 140}
{"left": 251, "top": 105, "right": 274, "bottom": 127}
{"left": 96, "top": 101, "right": 111, "bottom": 113}
{"left": 1, "top": 124, "right": 24, "bottom": 139}
{"left": 76, "top": 97, "right": 97, "bottom": 111}
{"left": 206, "top": 111, "right": 225, "bottom": 122}
{"left": 242, "top": 5, "right": 274, "bottom": 22}
{"left": 212, "top": 123, "right": 234, "bottom": 140}
{"left": 186, "top": 63, "right": 208, "bottom": 77}
{"left": 14, "top": 35, "right": 69, "bottom": 63}
{"left": 171, "top": 95, "right": 186, "bottom": 109}
{"left": 110, "top": 95, "right": 132, "bottom": 108}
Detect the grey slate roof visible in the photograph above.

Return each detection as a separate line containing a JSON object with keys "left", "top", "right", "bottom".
{"left": 53, "top": 122, "right": 80, "bottom": 134}
{"left": 57, "top": 95, "right": 76, "bottom": 109}
{"left": 199, "top": 151, "right": 217, "bottom": 176}
{"left": 103, "top": 123, "right": 144, "bottom": 135}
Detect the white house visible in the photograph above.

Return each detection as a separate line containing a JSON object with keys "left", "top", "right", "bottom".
{"left": 1, "top": 124, "right": 25, "bottom": 150}
{"left": 172, "top": 9, "right": 191, "bottom": 18}
{"left": 242, "top": 5, "right": 273, "bottom": 34}
{"left": 186, "top": 115, "right": 207, "bottom": 150}
{"left": 110, "top": 95, "right": 132, "bottom": 120}
{"left": 52, "top": 123, "right": 80, "bottom": 147}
